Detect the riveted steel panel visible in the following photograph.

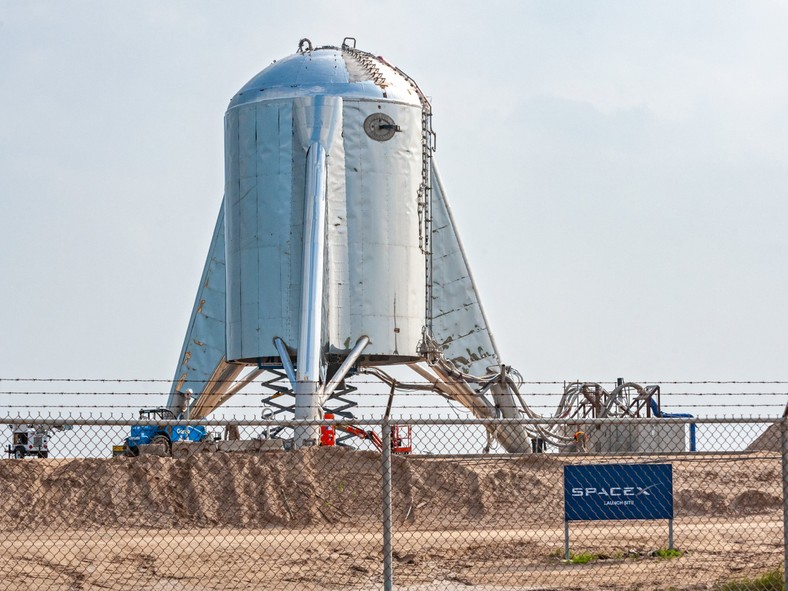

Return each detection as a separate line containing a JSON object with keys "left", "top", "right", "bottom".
{"left": 225, "top": 100, "right": 298, "bottom": 361}
{"left": 168, "top": 202, "right": 230, "bottom": 406}
{"left": 429, "top": 162, "right": 501, "bottom": 376}
{"left": 341, "top": 100, "right": 425, "bottom": 358}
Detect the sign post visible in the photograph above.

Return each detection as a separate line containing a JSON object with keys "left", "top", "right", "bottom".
{"left": 563, "top": 464, "right": 674, "bottom": 558}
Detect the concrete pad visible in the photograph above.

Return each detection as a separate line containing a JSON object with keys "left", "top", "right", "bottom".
{"left": 137, "top": 443, "right": 168, "bottom": 457}
{"left": 171, "top": 441, "right": 218, "bottom": 458}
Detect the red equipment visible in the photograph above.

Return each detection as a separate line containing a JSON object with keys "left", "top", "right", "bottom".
{"left": 389, "top": 424, "right": 413, "bottom": 454}
{"left": 320, "top": 414, "right": 336, "bottom": 447}
{"left": 320, "top": 413, "right": 412, "bottom": 453}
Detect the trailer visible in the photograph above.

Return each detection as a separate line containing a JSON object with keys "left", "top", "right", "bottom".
{"left": 5, "top": 424, "right": 71, "bottom": 459}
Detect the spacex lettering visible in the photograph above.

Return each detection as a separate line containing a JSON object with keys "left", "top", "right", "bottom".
{"left": 572, "top": 485, "right": 655, "bottom": 499}
{"left": 571, "top": 485, "right": 656, "bottom": 507}
{"left": 564, "top": 464, "right": 673, "bottom": 521}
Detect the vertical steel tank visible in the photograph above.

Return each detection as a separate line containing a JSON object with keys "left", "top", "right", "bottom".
{"left": 224, "top": 39, "right": 429, "bottom": 367}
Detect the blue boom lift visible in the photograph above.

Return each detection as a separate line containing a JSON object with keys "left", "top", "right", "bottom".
{"left": 124, "top": 408, "right": 208, "bottom": 455}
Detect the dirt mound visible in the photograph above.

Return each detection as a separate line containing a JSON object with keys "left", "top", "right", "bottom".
{"left": 747, "top": 423, "right": 780, "bottom": 451}
{"left": 729, "top": 489, "right": 782, "bottom": 514}
{"left": 0, "top": 449, "right": 779, "bottom": 529}
{"left": 675, "top": 490, "right": 727, "bottom": 515}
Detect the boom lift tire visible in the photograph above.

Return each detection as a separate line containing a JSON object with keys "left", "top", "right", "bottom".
{"left": 125, "top": 445, "right": 140, "bottom": 457}
{"left": 14, "top": 447, "right": 24, "bottom": 459}
{"left": 151, "top": 435, "right": 171, "bottom": 455}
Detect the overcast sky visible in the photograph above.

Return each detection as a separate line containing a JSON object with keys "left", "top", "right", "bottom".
{"left": 1, "top": 2, "right": 786, "bottom": 413}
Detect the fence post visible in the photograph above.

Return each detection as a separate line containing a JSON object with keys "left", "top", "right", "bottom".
{"left": 381, "top": 418, "right": 393, "bottom": 591}
{"left": 782, "top": 409, "right": 788, "bottom": 589}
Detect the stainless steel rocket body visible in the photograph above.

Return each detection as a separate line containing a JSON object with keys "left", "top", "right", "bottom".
{"left": 224, "top": 47, "right": 428, "bottom": 367}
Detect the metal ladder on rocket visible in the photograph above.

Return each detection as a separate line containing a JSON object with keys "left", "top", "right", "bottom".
{"left": 166, "top": 40, "right": 531, "bottom": 452}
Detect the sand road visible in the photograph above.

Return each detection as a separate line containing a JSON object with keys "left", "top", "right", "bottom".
{"left": 0, "top": 518, "right": 781, "bottom": 591}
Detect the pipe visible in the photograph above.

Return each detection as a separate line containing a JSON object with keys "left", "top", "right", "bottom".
{"left": 189, "top": 362, "right": 245, "bottom": 419}
{"left": 490, "top": 375, "right": 532, "bottom": 453}
{"left": 650, "top": 398, "right": 697, "bottom": 452}
{"left": 294, "top": 141, "right": 328, "bottom": 447}
{"left": 781, "top": 404, "right": 788, "bottom": 590}
{"left": 408, "top": 363, "right": 494, "bottom": 417}
{"left": 381, "top": 417, "right": 394, "bottom": 591}
{"left": 322, "top": 336, "right": 370, "bottom": 401}
{"left": 273, "top": 337, "right": 297, "bottom": 389}
{"left": 214, "top": 368, "right": 265, "bottom": 409}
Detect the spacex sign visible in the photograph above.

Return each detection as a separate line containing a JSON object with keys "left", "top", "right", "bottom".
{"left": 564, "top": 464, "right": 673, "bottom": 521}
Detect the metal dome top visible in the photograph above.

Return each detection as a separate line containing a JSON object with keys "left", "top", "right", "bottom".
{"left": 228, "top": 38, "right": 425, "bottom": 109}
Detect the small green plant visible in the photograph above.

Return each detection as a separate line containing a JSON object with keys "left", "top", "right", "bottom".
{"left": 653, "top": 548, "right": 683, "bottom": 559}
{"left": 558, "top": 547, "right": 684, "bottom": 565}
{"left": 718, "top": 568, "right": 784, "bottom": 591}
{"left": 551, "top": 548, "right": 602, "bottom": 563}
{"left": 568, "top": 552, "right": 599, "bottom": 564}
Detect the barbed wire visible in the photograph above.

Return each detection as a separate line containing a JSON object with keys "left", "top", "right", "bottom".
{"left": 0, "top": 403, "right": 783, "bottom": 409}
{"left": 0, "top": 391, "right": 785, "bottom": 397}
{"left": 2, "top": 377, "right": 788, "bottom": 385}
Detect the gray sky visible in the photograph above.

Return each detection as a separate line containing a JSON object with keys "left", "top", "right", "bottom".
{"left": 1, "top": 1, "right": 787, "bottom": 406}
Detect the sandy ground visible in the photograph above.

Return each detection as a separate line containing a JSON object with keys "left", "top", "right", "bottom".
{"left": 0, "top": 519, "right": 781, "bottom": 591}
{"left": 0, "top": 448, "right": 782, "bottom": 590}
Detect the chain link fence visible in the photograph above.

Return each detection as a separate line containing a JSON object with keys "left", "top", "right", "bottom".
{"left": 0, "top": 416, "right": 784, "bottom": 590}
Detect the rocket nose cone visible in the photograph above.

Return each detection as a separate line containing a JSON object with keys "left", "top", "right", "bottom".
{"left": 228, "top": 46, "right": 421, "bottom": 109}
